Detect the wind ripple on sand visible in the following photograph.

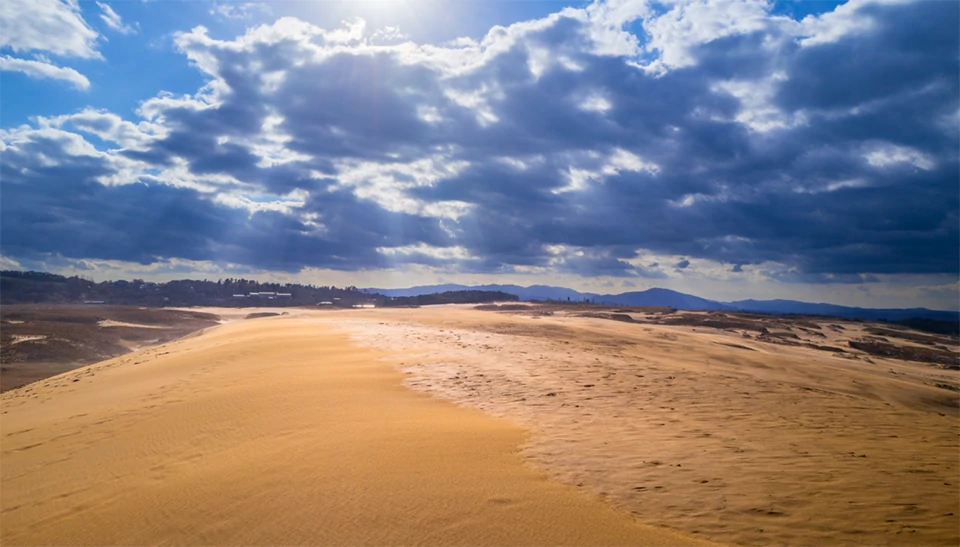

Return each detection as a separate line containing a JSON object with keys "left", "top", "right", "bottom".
{"left": 335, "top": 308, "right": 960, "bottom": 547}
{"left": 1, "top": 312, "right": 706, "bottom": 546}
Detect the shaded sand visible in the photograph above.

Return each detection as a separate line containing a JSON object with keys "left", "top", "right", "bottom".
{"left": 1, "top": 313, "right": 705, "bottom": 546}
{"left": 333, "top": 306, "right": 960, "bottom": 546}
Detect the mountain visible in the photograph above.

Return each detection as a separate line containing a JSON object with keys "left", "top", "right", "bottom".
{"left": 368, "top": 284, "right": 727, "bottom": 309}
{"left": 367, "top": 284, "right": 474, "bottom": 297}
{"left": 595, "top": 288, "right": 730, "bottom": 310}
{"left": 368, "top": 284, "right": 587, "bottom": 302}
{"left": 364, "top": 283, "right": 956, "bottom": 321}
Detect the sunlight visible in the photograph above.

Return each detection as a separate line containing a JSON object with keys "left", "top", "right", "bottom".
{"left": 2, "top": 0, "right": 957, "bottom": 543}
{"left": 321, "top": 0, "right": 425, "bottom": 29}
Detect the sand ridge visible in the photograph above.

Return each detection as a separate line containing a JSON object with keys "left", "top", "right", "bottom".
{"left": 1, "top": 312, "right": 708, "bottom": 546}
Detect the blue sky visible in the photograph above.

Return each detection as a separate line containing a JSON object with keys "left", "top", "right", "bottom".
{"left": 1, "top": 0, "right": 957, "bottom": 309}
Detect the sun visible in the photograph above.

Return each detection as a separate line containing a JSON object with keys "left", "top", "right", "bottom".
{"left": 299, "top": 0, "right": 428, "bottom": 38}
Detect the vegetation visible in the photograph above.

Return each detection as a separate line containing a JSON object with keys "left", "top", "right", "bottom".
{"left": 884, "top": 317, "right": 959, "bottom": 336}
{"left": 1, "top": 305, "right": 220, "bottom": 391}
{"left": 379, "top": 290, "right": 518, "bottom": 307}
{"left": 0, "top": 271, "right": 518, "bottom": 308}
{"left": 1, "top": 271, "right": 375, "bottom": 307}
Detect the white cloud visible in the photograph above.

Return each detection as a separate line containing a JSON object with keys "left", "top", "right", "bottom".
{"left": 0, "top": 255, "right": 25, "bottom": 270}
{"left": 793, "top": 178, "right": 871, "bottom": 195}
{"left": 443, "top": 87, "right": 500, "bottom": 126}
{"left": 378, "top": 244, "right": 475, "bottom": 261}
{"left": 325, "top": 18, "right": 366, "bottom": 44}
{"left": 712, "top": 72, "right": 805, "bottom": 132}
{"left": 96, "top": 2, "right": 136, "bottom": 34}
{"left": 369, "top": 26, "right": 408, "bottom": 44}
{"left": 554, "top": 149, "right": 658, "bottom": 194}
{"left": 210, "top": 2, "right": 270, "bottom": 20}
{"left": 580, "top": 92, "right": 613, "bottom": 113}
{"left": 42, "top": 109, "right": 163, "bottom": 147}
{"left": 333, "top": 155, "right": 471, "bottom": 219}
{"left": 637, "top": 0, "right": 789, "bottom": 72}
{"left": 798, "top": 0, "right": 910, "bottom": 47}
{"left": 213, "top": 189, "right": 307, "bottom": 215}
{"left": 0, "top": 0, "right": 100, "bottom": 58}
{"left": 582, "top": 0, "right": 647, "bottom": 56}
{"left": 0, "top": 0, "right": 101, "bottom": 91}
{"left": 417, "top": 105, "right": 442, "bottom": 124}
{"left": 865, "top": 143, "right": 936, "bottom": 170}
{"left": 604, "top": 148, "right": 659, "bottom": 175}
{"left": 0, "top": 125, "right": 103, "bottom": 160}
{"left": 0, "top": 55, "right": 89, "bottom": 89}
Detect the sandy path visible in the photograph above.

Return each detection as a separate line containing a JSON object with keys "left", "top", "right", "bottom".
{"left": 334, "top": 307, "right": 960, "bottom": 546}
{"left": 1, "top": 313, "right": 705, "bottom": 546}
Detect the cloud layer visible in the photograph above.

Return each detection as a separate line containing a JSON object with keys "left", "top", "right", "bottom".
{"left": 1, "top": 0, "right": 957, "bottom": 296}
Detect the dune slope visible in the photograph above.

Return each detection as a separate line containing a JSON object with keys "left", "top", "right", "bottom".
{"left": 336, "top": 306, "right": 959, "bottom": 546}
{"left": 1, "top": 314, "right": 704, "bottom": 546}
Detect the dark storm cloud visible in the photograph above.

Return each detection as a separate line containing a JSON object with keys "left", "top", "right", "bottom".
{"left": 775, "top": 1, "right": 959, "bottom": 115}
{"left": 2, "top": 0, "right": 957, "bottom": 280}
{"left": 0, "top": 132, "right": 450, "bottom": 271}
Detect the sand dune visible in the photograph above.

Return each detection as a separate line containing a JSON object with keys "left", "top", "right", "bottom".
{"left": 335, "top": 306, "right": 959, "bottom": 546}
{"left": 1, "top": 312, "right": 705, "bottom": 546}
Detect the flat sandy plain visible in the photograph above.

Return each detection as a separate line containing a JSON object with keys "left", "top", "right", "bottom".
{"left": 2, "top": 305, "right": 958, "bottom": 546}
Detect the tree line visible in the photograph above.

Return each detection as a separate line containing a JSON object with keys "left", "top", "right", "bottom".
{"left": 0, "top": 271, "right": 517, "bottom": 308}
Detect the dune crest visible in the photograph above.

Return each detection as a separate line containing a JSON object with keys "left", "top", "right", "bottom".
{"left": 1, "top": 313, "right": 704, "bottom": 546}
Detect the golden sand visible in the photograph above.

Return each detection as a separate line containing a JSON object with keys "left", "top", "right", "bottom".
{"left": 333, "top": 306, "right": 959, "bottom": 546}
{"left": 1, "top": 313, "right": 705, "bottom": 546}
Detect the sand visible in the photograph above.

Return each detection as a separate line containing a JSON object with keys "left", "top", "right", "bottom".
{"left": 1, "top": 306, "right": 219, "bottom": 393}
{"left": 9, "top": 335, "right": 48, "bottom": 345}
{"left": 96, "top": 320, "right": 170, "bottom": 329}
{"left": 1, "top": 312, "right": 706, "bottom": 546}
{"left": 332, "top": 306, "right": 959, "bottom": 546}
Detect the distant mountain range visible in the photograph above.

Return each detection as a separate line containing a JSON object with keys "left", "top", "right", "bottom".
{"left": 365, "top": 284, "right": 958, "bottom": 322}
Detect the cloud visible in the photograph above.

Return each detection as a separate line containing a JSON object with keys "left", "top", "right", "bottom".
{"left": 0, "top": 0, "right": 100, "bottom": 58}
{"left": 0, "top": 55, "right": 90, "bottom": 89}
{"left": 1, "top": 0, "right": 957, "bottom": 287}
{"left": 370, "top": 26, "right": 409, "bottom": 45}
{"left": 96, "top": 2, "right": 136, "bottom": 34}
{"left": 43, "top": 108, "right": 162, "bottom": 147}
{"left": 209, "top": 2, "right": 270, "bottom": 20}
{"left": 0, "top": 0, "right": 101, "bottom": 90}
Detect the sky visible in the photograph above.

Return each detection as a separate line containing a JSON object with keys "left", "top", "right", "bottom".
{"left": 0, "top": 0, "right": 957, "bottom": 309}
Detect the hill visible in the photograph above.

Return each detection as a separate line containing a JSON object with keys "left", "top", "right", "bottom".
{"left": 367, "top": 283, "right": 957, "bottom": 322}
